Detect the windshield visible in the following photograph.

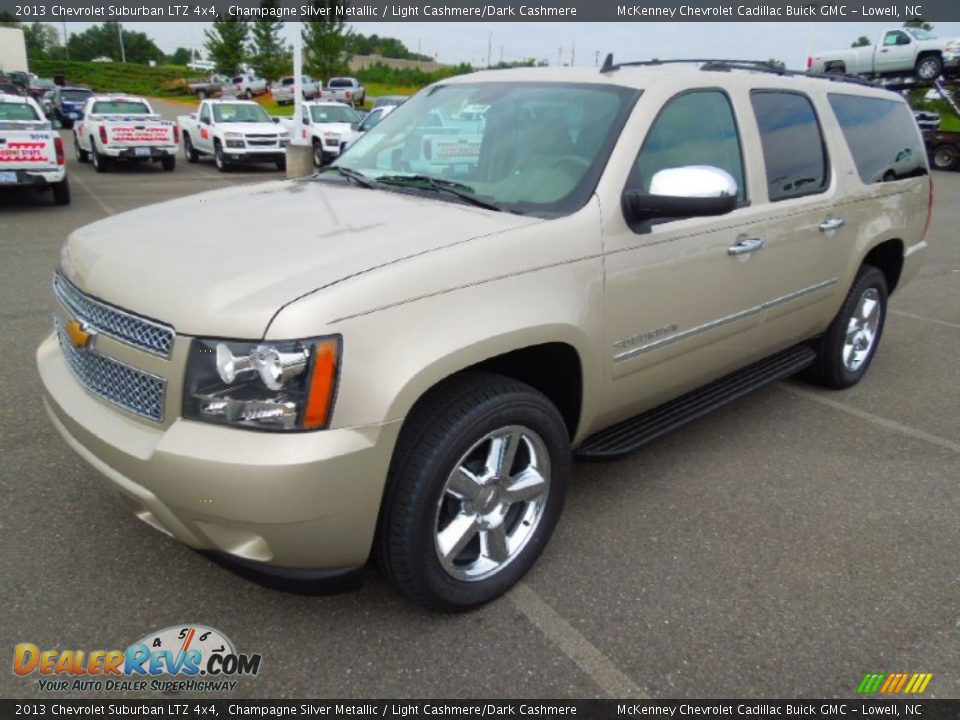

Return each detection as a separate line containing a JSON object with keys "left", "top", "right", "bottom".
{"left": 335, "top": 82, "right": 638, "bottom": 217}
{"left": 310, "top": 105, "right": 360, "bottom": 123}
{"left": 0, "top": 102, "right": 40, "bottom": 121}
{"left": 907, "top": 29, "right": 936, "bottom": 40}
{"left": 61, "top": 90, "right": 91, "bottom": 102}
{"left": 213, "top": 103, "right": 270, "bottom": 123}
{"left": 91, "top": 100, "right": 151, "bottom": 115}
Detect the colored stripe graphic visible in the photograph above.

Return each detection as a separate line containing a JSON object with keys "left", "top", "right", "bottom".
{"left": 858, "top": 672, "right": 932, "bottom": 694}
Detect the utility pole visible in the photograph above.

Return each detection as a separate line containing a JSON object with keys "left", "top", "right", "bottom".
{"left": 62, "top": 21, "right": 69, "bottom": 60}
{"left": 118, "top": 23, "right": 126, "bottom": 63}
{"left": 558, "top": 47, "right": 562, "bottom": 66}
{"left": 499, "top": 45, "right": 503, "bottom": 65}
{"left": 571, "top": 41, "right": 575, "bottom": 67}
{"left": 595, "top": 50, "right": 600, "bottom": 67}
{"left": 487, "top": 30, "right": 492, "bottom": 68}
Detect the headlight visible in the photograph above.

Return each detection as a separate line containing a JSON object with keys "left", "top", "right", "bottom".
{"left": 183, "top": 336, "right": 340, "bottom": 431}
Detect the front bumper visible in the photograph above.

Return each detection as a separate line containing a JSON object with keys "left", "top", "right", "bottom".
{"left": 224, "top": 148, "right": 287, "bottom": 163}
{"left": 0, "top": 167, "right": 66, "bottom": 187}
{"left": 37, "top": 331, "right": 402, "bottom": 572}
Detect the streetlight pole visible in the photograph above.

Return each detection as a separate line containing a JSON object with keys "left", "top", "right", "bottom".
{"left": 287, "top": 21, "right": 313, "bottom": 179}
{"left": 118, "top": 23, "right": 126, "bottom": 63}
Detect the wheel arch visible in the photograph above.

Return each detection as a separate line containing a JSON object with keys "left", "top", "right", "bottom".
{"left": 386, "top": 331, "right": 589, "bottom": 445}
{"left": 861, "top": 238, "right": 904, "bottom": 295}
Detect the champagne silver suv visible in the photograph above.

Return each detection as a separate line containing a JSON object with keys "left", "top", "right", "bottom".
{"left": 38, "top": 60, "right": 931, "bottom": 611}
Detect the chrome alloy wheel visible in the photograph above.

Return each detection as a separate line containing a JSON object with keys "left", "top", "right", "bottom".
{"left": 434, "top": 426, "right": 550, "bottom": 582}
{"left": 843, "top": 287, "right": 882, "bottom": 372}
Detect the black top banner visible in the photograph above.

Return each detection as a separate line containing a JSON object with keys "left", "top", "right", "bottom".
{"left": 2, "top": 0, "right": 960, "bottom": 22}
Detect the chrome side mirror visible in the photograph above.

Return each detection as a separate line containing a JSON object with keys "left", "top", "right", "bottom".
{"left": 623, "top": 166, "right": 739, "bottom": 226}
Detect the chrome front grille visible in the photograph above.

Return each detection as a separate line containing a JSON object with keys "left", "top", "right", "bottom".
{"left": 53, "top": 271, "right": 175, "bottom": 358}
{"left": 54, "top": 316, "right": 166, "bottom": 422}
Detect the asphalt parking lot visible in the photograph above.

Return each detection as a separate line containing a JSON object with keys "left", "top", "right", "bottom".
{"left": 1, "top": 99, "right": 958, "bottom": 700}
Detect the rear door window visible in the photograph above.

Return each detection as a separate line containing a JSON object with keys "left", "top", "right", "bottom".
{"left": 828, "top": 93, "right": 928, "bottom": 184}
{"left": 750, "top": 91, "right": 829, "bottom": 202}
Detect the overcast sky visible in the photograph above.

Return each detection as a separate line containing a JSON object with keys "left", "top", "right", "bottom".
{"left": 46, "top": 21, "right": 960, "bottom": 68}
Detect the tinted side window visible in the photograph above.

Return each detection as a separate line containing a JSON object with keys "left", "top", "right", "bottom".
{"left": 632, "top": 90, "right": 746, "bottom": 202}
{"left": 750, "top": 91, "right": 828, "bottom": 202}
{"left": 199, "top": 106, "right": 211, "bottom": 124}
{"left": 828, "top": 93, "right": 928, "bottom": 184}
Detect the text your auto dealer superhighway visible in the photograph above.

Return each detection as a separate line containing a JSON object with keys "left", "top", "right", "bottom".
{"left": 618, "top": 4, "right": 840, "bottom": 16}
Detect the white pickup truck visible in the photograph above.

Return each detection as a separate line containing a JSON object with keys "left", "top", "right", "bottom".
{"left": 0, "top": 92, "right": 69, "bottom": 205}
{"left": 222, "top": 73, "right": 270, "bottom": 99}
{"left": 319, "top": 77, "right": 366, "bottom": 107}
{"left": 273, "top": 75, "right": 322, "bottom": 105}
{"left": 809, "top": 27, "right": 960, "bottom": 81}
{"left": 178, "top": 99, "right": 289, "bottom": 172}
{"left": 73, "top": 95, "right": 178, "bottom": 173}
{"left": 281, "top": 100, "right": 361, "bottom": 166}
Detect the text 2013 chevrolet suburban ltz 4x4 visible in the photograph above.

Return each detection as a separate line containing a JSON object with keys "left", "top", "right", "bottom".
{"left": 38, "top": 61, "right": 931, "bottom": 611}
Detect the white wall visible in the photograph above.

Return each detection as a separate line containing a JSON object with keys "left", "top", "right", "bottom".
{"left": 0, "top": 27, "right": 29, "bottom": 74}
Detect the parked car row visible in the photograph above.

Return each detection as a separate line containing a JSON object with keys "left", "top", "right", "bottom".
{"left": 186, "top": 72, "right": 369, "bottom": 107}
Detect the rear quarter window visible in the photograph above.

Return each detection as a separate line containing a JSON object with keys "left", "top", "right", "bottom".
{"left": 750, "top": 90, "right": 829, "bottom": 202}
{"left": 828, "top": 93, "right": 928, "bottom": 184}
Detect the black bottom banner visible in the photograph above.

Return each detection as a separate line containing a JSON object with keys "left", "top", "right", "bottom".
{"left": 4, "top": 699, "right": 960, "bottom": 720}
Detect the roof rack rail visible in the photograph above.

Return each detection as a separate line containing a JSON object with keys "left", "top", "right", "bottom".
{"left": 598, "top": 54, "right": 880, "bottom": 89}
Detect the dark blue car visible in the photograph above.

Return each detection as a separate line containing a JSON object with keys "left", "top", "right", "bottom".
{"left": 54, "top": 86, "right": 93, "bottom": 128}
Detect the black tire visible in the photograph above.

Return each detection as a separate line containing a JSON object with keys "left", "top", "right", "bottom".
{"left": 91, "top": 141, "right": 109, "bottom": 173}
{"left": 915, "top": 54, "right": 943, "bottom": 81}
{"left": 161, "top": 155, "right": 176, "bottom": 171}
{"left": 807, "top": 265, "right": 888, "bottom": 389}
{"left": 74, "top": 134, "right": 89, "bottom": 163}
{"left": 275, "top": 157, "right": 286, "bottom": 172}
{"left": 312, "top": 139, "right": 324, "bottom": 167}
{"left": 214, "top": 141, "right": 228, "bottom": 172}
{"left": 378, "top": 372, "right": 571, "bottom": 612}
{"left": 51, "top": 178, "right": 71, "bottom": 206}
{"left": 244, "top": 89, "right": 253, "bottom": 99}
{"left": 183, "top": 133, "right": 199, "bottom": 163}
{"left": 197, "top": 90, "right": 207, "bottom": 100}
{"left": 932, "top": 144, "right": 959, "bottom": 171}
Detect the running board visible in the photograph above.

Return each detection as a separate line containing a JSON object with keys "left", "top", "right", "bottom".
{"left": 575, "top": 344, "right": 817, "bottom": 460}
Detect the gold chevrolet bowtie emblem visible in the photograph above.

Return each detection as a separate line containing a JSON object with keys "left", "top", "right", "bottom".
{"left": 66, "top": 319, "right": 94, "bottom": 349}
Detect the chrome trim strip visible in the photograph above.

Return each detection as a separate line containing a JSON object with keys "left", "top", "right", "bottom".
{"left": 613, "top": 278, "right": 838, "bottom": 363}
{"left": 53, "top": 271, "right": 175, "bottom": 358}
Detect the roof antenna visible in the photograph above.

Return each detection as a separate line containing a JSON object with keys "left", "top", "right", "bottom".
{"left": 600, "top": 53, "right": 614, "bottom": 74}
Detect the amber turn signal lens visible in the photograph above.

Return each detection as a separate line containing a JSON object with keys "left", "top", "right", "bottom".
{"left": 303, "top": 338, "right": 341, "bottom": 429}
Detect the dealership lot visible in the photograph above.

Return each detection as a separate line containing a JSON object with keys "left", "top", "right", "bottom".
{"left": 1, "top": 98, "right": 958, "bottom": 699}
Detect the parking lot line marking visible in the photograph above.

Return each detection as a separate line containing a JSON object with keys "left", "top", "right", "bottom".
{"left": 70, "top": 172, "right": 117, "bottom": 216}
{"left": 783, "top": 386, "right": 960, "bottom": 454}
{"left": 891, "top": 309, "right": 960, "bottom": 331}
{"left": 509, "top": 582, "right": 648, "bottom": 699}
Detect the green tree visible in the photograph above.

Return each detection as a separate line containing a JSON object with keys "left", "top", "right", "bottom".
{"left": 249, "top": 1, "right": 290, "bottom": 81}
{"left": 302, "top": 0, "right": 350, "bottom": 80}
{"left": 851, "top": 36, "right": 871, "bottom": 48}
{"left": 24, "top": 22, "right": 60, "bottom": 59}
{"left": 67, "top": 22, "right": 164, "bottom": 63}
{"left": 0, "top": 12, "right": 19, "bottom": 26}
{"left": 903, "top": 19, "right": 933, "bottom": 31}
{"left": 168, "top": 47, "right": 193, "bottom": 65}
{"left": 205, "top": 16, "right": 249, "bottom": 75}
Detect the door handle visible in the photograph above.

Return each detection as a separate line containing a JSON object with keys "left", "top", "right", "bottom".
{"left": 728, "top": 238, "right": 765, "bottom": 256}
{"left": 819, "top": 217, "right": 845, "bottom": 232}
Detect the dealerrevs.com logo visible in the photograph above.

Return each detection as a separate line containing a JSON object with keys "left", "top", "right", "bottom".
{"left": 13, "top": 624, "right": 261, "bottom": 693}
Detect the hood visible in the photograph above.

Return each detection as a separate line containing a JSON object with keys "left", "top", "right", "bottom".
{"left": 61, "top": 179, "right": 537, "bottom": 338}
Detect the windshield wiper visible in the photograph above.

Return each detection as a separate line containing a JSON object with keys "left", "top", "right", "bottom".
{"left": 315, "top": 166, "right": 378, "bottom": 189}
{"left": 376, "top": 174, "right": 502, "bottom": 212}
